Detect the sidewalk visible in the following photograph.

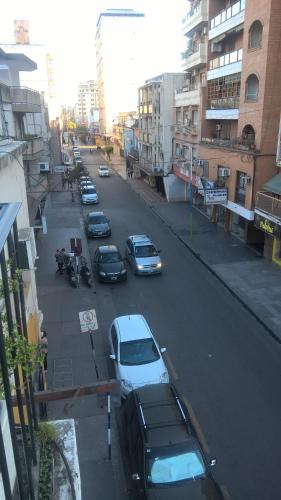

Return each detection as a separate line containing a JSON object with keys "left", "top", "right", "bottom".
{"left": 35, "top": 189, "right": 127, "bottom": 500}
{"left": 106, "top": 151, "right": 281, "bottom": 341}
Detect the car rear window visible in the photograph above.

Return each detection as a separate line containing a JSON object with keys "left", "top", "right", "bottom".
{"left": 83, "top": 188, "right": 96, "bottom": 194}
{"left": 88, "top": 215, "right": 107, "bottom": 224}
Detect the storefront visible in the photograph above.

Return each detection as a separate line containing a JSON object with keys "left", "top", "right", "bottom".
{"left": 254, "top": 212, "right": 281, "bottom": 265}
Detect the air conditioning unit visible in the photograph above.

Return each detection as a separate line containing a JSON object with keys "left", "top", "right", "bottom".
{"left": 211, "top": 43, "right": 223, "bottom": 53}
{"left": 218, "top": 167, "right": 230, "bottom": 177}
{"left": 216, "top": 124, "right": 222, "bottom": 131}
{"left": 39, "top": 162, "right": 50, "bottom": 172}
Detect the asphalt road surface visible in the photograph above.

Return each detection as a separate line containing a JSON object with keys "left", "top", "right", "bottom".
{"left": 81, "top": 150, "right": 281, "bottom": 500}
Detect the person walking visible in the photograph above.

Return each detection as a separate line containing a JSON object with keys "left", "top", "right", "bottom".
{"left": 40, "top": 331, "right": 48, "bottom": 371}
{"left": 55, "top": 248, "right": 66, "bottom": 274}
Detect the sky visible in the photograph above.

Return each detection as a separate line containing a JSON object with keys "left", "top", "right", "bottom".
{"left": 1, "top": 0, "right": 188, "bottom": 106}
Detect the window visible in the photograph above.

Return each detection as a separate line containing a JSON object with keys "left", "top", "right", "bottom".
{"left": 241, "top": 124, "right": 255, "bottom": 147}
{"left": 248, "top": 21, "right": 263, "bottom": 49}
{"left": 245, "top": 74, "right": 259, "bottom": 101}
{"left": 176, "top": 110, "right": 181, "bottom": 124}
{"left": 191, "top": 109, "right": 198, "bottom": 126}
{"left": 235, "top": 171, "right": 247, "bottom": 206}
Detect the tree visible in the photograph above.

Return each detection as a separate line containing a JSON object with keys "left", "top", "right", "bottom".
{"left": 103, "top": 145, "right": 113, "bottom": 160}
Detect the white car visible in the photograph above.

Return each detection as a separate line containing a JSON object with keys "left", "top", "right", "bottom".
{"left": 98, "top": 165, "right": 110, "bottom": 177}
{"left": 81, "top": 186, "right": 99, "bottom": 204}
{"left": 109, "top": 314, "right": 169, "bottom": 397}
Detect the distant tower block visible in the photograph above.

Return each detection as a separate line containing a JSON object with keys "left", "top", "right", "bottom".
{"left": 14, "top": 20, "right": 30, "bottom": 45}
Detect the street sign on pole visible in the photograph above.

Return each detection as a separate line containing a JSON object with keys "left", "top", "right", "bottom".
{"left": 79, "top": 309, "right": 98, "bottom": 333}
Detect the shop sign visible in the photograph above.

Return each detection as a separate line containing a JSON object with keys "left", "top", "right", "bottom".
{"left": 254, "top": 214, "right": 281, "bottom": 238}
{"left": 204, "top": 188, "right": 228, "bottom": 205}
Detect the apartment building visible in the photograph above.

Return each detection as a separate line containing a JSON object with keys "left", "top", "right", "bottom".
{"left": 95, "top": 9, "right": 145, "bottom": 137}
{"left": 193, "top": 0, "right": 281, "bottom": 250}
{"left": 76, "top": 80, "right": 99, "bottom": 126}
{"left": 138, "top": 73, "right": 185, "bottom": 198}
{"left": 254, "top": 116, "right": 281, "bottom": 265}
{"left": 172, "top": 0, "right": 208, "bottom": 201}
{"left": 0, "top": 49, "right": 51, "bottom": 225}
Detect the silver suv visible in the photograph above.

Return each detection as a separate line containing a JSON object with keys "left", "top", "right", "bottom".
{"left": 125, "top": 235, "right": 162, "bottom": 275}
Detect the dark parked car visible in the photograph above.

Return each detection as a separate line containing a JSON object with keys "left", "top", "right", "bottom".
{"left": 94, "top": 245, "right": 127, "bottom": 282}
{"left": 124, "top": 384, "right": 224, "bottom": 500}
{"left": 85, "top": 211, "right": 110, "bottom": 237}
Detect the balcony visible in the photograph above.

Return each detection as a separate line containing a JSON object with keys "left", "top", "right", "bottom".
{"left": 255, "top": 192, "right": 281, "bottom": 222}
{"left": 138, "top": 157, "right": 164, "bottom": 176}
{"left": 201, "top": 136, "right": 256, "bottom": 151}
{"left": 182, "top": 42, "right": 207, "bottom": 71}
{"left": 209, "top": 0, "right": 245, "bottom": 41}
{"left": 175, "top": 87, "right": 200, "bottom": 107}
{"left": 182, "top": 0, "right": 208, "bottom": 37}
{"left": 206, "top": 97, "right": 240, "bottom": 120}
{"left": 11, "top": 86, "right": 41, "bottom": 113}
{"left": 208, "top": 49, "right": 243, "bottom": 80}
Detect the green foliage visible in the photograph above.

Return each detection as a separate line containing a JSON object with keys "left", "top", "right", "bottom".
{"left": 0, "top": 263, "right": 44, "bottom": 397}
{"left": 103, "top": 145, "right": 113, "bottom": 160}
{"left": 37, "top": 422, "right": 58, "bottom": 446}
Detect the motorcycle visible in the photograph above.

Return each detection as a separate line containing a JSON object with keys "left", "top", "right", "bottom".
{"left": 80, "top": 261, "right": 93, "bottom": 288}
{"left": 65, "top": 257, "right": 79, "bottom": 288}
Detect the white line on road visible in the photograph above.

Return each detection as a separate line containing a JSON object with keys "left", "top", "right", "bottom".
{"left": 182, "top": 396, "right": 210, "bottom": 455}
{"left": 165, "top": 353, "right": 179, "bottom": 380}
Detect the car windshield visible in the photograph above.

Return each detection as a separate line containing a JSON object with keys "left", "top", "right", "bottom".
{"left": 100, "top": 167, "right": 108, "bottom": 171}
{"left": 88, "top": 215, "right": 107, "bottom": 224}
{"left": 120, "top": 338, "right": 160, "bottom": 365}
{"left": 99, "top": 252, "right": 121, "bottom": 263}
{"left": 83, "top": 188, "right": 96, "bottom": 195}
{"left": 147, "top": 443, "right": 206, "bottom": 485}
{"left": 135, "top": 245, "right": 158, "bottom": 257}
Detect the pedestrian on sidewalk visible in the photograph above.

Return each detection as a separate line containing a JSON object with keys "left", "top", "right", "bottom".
{"left": 40, "top": 330, "right": 48, "bottom": 371}
{"left": 55, "top": 248, "right": 66, "bottom": 274}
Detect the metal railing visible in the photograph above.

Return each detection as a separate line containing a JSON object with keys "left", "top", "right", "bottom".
{"left": 10, "top": 86, "right": 41, "bottom": 107}
{"left": 208, "top": 97, "right": 240, "bottom": 109}
{"left": 210, "top": 0, "right": 245, "bottom": 30}
{"left": 209, "top": 48, "right": 243, "bottom": 70}
{"left": 255, "top": 192, "right": 281, "bottom": 220}
{"left": 182, "top": 0, "right": 204, "bottom": 24}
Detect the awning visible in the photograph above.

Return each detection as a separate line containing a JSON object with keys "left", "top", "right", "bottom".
{"left": 263, "top": 172, "right": 281, "bottom": 196}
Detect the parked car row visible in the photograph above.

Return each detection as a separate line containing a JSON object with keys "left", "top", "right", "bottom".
{"left": 81, "top": 166, "right": 223, "bottom": 499}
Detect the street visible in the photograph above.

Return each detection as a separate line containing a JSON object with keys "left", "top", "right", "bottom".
{"left": 36, "top": 149, "right": 281, "bottom": 500}
{"left": 84, "top": 150, "right": 281, "bottom": 500}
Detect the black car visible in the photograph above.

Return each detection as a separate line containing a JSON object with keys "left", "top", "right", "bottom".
{"left": 85, "top": 211, "right": 110, "bottom": 237}
{"left": 94, "top": 245, "right": 127, "bottom": 282}
{"left": 123, "top": 384, "right": 224, "bottom": 500}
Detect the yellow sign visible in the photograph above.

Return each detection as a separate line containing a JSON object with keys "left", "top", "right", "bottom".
{"left": 259, "top": 219, "right": 274, "bottom": 234}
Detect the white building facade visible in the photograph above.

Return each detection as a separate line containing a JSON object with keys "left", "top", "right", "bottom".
{"left": 138, "top": 73, "right": 185, "bottom": 200}
{"left": 95, "top": 9, "right": 145, "bottom": 136}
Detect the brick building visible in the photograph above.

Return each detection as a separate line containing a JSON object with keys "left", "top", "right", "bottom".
{"left": 173, "top": 0, "right": 281, "bottom": 256}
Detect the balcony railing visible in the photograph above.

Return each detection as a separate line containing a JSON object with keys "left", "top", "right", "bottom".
{"left": 209, "top": 48, "right": 243, "bottom": 70}
{"left": 255, "top": 192, "right": 281, "bottom": 221}
{"left": 210, "top": 0, "right": 245, "bottom": 30}
{"left": 208, "top": 97, "right": 240, "bottom": 109}
{"left": 182, "top": 0, "right": 208, "bottom": 35}
{"left": 201, "top": 136, "right": 256, "bottom": 151}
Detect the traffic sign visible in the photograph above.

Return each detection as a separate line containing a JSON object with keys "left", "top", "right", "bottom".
{"left": 79, "top": 309, "right": 98, "bottom": 333}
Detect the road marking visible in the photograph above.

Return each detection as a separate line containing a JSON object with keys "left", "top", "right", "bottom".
{"left": 165, "top": 353, "right": 179, "bottom": 380}
{"left": 221, "top": 485, "right": 232, "bottom": 500}
{"left": 182, "top": 396, "right": 209, "bottom": 455}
